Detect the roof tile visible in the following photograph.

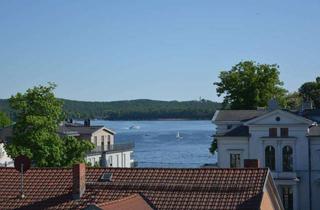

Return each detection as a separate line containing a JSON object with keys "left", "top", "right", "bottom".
{"left": 0, "top": 167, "right": 268, "bottom": 210}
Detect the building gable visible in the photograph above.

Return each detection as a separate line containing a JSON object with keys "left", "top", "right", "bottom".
{"left": 244, "top": 110, "right": 313, "bottom": 126}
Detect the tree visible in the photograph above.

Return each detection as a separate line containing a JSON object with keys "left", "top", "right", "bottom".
{"left": 61, "top": 136, "right": 95, "bottom": 167}
{"left": 5, "top": 83, "right": 94, "bottom": 167}
{"left": 298, "top": 77, "right": 320, "bottom": 109}
{"left": 214, "top": 61, "right": 287, "bottom": 109}
{"left": 0, "top": 111, "right": 11, "bottom": 128}
{"left": 284, "top": 92, "right": 303, "bottom": 110}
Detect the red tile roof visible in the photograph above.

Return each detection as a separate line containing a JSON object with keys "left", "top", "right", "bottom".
{"left": 94, "top": 193, "right": 153, "bottom": 210}
{"left": 0, "top": 167, "right": 269, "bottom": 210}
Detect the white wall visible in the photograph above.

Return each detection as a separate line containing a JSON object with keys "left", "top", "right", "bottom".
{"left": 217, "top": 137, "right": 248, "bottom": 168}
{"left": 91, "top": 129, "right": 114, "bottom": 147}
{"left": 0, "top": 143, "right": 13, "bottom": 167}
{"left": 214, "top": 110, "right": 318, "bottom": 210}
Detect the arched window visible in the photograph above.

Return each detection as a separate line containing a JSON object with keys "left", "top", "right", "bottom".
{"left": 283, "top": 146, "right": 293, "bottom": 172}
{"left": 265, "top": 146, "right": 275, "bottom": 170}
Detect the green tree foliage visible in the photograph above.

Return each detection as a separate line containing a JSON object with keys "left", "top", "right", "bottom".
{"left": 5, "top": 83, "right": 94, "bottom": 167}
{"left": 214, "top": 61, "right": 287, "bottom": 109}
{"left": 299, "top": 77, "right": 320, "bottom": 109}
{"left": 285, "top": 92, "right": 303, "bottom": 110}
{"left": 61, "top": 136, "right": 94, "bottom": 167}
{"left": 62, "top": 99, "right": 221, "bottom": 120}
{"left": 0, "top": 99, "right": 221, "bottom": 120}
{"left": 0, "top": 111, "right": 11, "bottom": 128}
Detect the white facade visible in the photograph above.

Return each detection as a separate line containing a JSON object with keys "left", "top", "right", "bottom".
{"left": 0, "top": 124, "right": 135, "bottom": 168}
{"left": 213, "top": 109, "right": 320, "bottom": 210}
{"left": 84, "top": 127, "right": 134, "bottom": 168}
{"left": 0, "top": 143, "right": 13, "bottom": 167}
{"left": 86, "top": 151, "right": 133, "bottom": 168}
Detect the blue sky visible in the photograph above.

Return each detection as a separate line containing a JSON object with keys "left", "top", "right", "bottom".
{"left": 0, "top": 0, "right": 319, "bottom": 102}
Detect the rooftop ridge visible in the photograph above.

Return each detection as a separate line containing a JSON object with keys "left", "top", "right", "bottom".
{"left": 0, "top": 166, "right": 269, "bottom": 171}
{"left": 86, "top": 182, "right": 263, "bottom": 193}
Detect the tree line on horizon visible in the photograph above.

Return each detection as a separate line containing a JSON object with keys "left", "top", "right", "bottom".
{"left": 0, "top": 98, "right": 222, "bottom": 122}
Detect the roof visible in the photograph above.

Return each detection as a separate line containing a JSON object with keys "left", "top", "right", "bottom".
{"left": 58, "top": 124, "right": 115, "bottom": 136}
{"left": 215, "top": 125, "right": 249, "bottom": 137}
{"left": 0, "top": 167, "right": 270, "bottom": 210}
{"left": 308, "top": 125, "right": 320, "bottom": 137}
{"left": 302, "top": 109, "right": 320, "bottom": 122}
{"left": 213, "top": 110, "right": 267, "bottom": 122}
{"left": 244, "top": 109, "right": 313, "bottom": 126}
{"left": 94, "top": 194, "right": 154, "bottom": 210}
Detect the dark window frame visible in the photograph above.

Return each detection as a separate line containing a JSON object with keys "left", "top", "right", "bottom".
{"left": 281, "top": 128, "right": 289, "bottom": 137}
{"left": 265, "top": 146, "right": 276, "bottom": 171}
{"left": 283, "top": 146, "right": 293, "bottom": 172}
{"left": 282, "top": 186, "right": 293, "bottom": 210}
{"left": 230, "top": 154, "right": 241, "bottom": 168}
{"left": 269, "top": 128, "right": 277, "bottom": 137}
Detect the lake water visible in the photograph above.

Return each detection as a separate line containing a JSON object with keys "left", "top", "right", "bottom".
{"left": 91, "top": 120, "right": 217, "bottom": 168}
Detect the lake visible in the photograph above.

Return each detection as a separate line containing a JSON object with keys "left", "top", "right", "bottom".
{"left": 91, "top": 120, "right": 217, "bottom": 168}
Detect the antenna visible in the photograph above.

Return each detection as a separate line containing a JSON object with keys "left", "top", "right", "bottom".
{"left": 14, "top": 155, "right": 31, "bottom": 199}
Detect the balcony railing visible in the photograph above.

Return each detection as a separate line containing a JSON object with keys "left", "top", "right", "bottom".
{"left": 88, "top": 142, "right": 134, "bottom": 155}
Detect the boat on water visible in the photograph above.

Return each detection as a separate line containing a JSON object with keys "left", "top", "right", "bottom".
{"left": 129, "top": 125, "right": 140, "bottom": 130}
{"left": 176, "top": 131, "right": 183, "bottom": 139}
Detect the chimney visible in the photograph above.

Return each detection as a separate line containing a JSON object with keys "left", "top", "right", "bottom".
{"left": 244, "top": 159, "right": 260, "bottom": 168}
{"left": 73, "top": 163, "right": 86, "bottom": 199}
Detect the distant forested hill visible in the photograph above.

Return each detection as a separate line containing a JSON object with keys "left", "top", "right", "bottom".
{"left": 0, "top": 98, "right": 221, "bottom": 120}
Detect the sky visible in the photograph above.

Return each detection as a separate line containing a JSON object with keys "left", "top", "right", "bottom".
{"left": 0, "top": 0, "right": 319, "bottom": 102}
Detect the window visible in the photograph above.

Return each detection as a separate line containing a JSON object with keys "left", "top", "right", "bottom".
{"left": 282, "top": 186, "right": 293, "bottom": 210}
{"left": 283, "top": 146, "right": 293, "bottom": 171}
{"left": 94, "top": 136, "right": 97, "bottom": 146}
{"left": 265, "top": 146, "right": 275, "bottom": 171}
{"left": 230, "top": 154, "right": 241, "bottom": 168}
{"left": 269, "top": 128, "right": 277, "bottom": 137}
{"left": 108, "top": 135, "right": 111, "bottom": 141}
{"left": 281, "top": 128, "right": 289, "bottom": 137}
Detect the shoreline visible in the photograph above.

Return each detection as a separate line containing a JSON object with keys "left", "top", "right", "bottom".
{"left": 85, "top": 118, "right": 212, "bottom": 122}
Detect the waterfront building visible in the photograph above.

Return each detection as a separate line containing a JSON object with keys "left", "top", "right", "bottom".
{"left": 0, "top": 162, "right": 283, "bottom": 209}
{"left": 58, "top": 120, "right": 134, "bottom": 168}
{"left": 0, "top": 120, "right": 135, "bottom": 168}
{"left": 212, "top": 105, "right": 320, "bottom": 210}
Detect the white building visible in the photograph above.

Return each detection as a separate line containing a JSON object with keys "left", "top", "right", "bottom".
{"left": 212, "top": 108, "right": 320, "bottom": 210}
{"left": 0, "top": 121, "right": 135, "bottom": 168}
{"left": 59, "top": 121, "right": 135, "bottom": 168}
{"left": 0, "top": 126, "right": 14, "bottom": 167}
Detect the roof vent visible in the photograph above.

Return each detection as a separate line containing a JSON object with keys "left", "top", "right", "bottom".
{"left": 100, "top": 172, "right": 112, "bottom": 182}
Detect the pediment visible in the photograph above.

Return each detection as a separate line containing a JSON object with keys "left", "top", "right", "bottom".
{"left": 244, "top": 109, "right": 313, "bottom": 125}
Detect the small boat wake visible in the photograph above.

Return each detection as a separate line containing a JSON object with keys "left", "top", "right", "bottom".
{"left": 176, "top": 131, "right": 183, "bottom": 140}
{"left": 129, "top": 125, "right": 141, "bottom": 130}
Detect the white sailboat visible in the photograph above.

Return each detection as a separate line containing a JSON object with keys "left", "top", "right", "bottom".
{"left": 176, "top": 131, "right": 183, "bottom": 140}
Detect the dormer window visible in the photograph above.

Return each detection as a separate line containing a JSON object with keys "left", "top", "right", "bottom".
{"left": 269, "top": 128, "right": 277, "bottom": 137}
